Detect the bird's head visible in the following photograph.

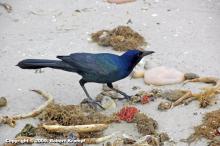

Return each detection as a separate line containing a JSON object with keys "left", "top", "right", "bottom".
{"left": 121, "top": 49, "right": 154, "bottom": 70}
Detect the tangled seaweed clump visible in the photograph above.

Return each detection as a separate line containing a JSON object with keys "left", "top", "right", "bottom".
{"left": 38, "top": 103, "right": 117, "bottom": 126}
{"left": 37, "top": 103, "right": 118, "bottom": 139}
{"left": 132, "top": 113, "right": 158, "bottom": 135}
{"left": 186, "top": 109, "right": 220, "bottom": 144}
{"left": 91, "top": 26, "right": 146, "bottom": 51}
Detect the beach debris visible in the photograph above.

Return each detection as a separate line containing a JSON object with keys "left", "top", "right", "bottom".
{"left": 0, "top": 3, "right": 12, "bottom": 13}
{"left": 42, "top": 124, "right": 108, "bottom": 133}
{"left": 0, "top": 97, "right": 7, "bottom": 107}
{"left": 144, "top": 66, "right": 185, "bottom": 85}
{"left": 107, "top": 0, "right": 136, "bottom": 4}
{"left": 122, "top": 137, "right": 136, "bottom": 144}
{"left": 116, "top": 106, "right": 139, "bottom": 122}
{"left": 15, "top": 124, "right": 36, "bottom": 138}
{"left": 91, "top": 26, "right": 145, "bottom": 51}
{"left": 0, "top": 90, "right": 54, "bottom": 127}
{"left": 132, "top": 113, "right": 158, "bottom": 135}
{"left": 101, "top": 96, "right": 117, "bottom": 109}
{"left": 159, "top": 90, "right": 188, "bottom": 101}
{"left": 84, "top": 134, "right": 114, "bottom": 144}
{"left": 184, "top": 73, "right": 199, "bottom": 80}
{"left": 158, "top": 102, "right": 172, "bottom": 111}
{"left": 0, "top": 116, "right": 16, "bottom": 127}
{"left": 38, "top": 103, "right": 117, "bottom": 126}
{"left": 37, "top": 102, "right": 118, "bottom": 140}
{"left": 184, "top": 109, "right": 220, "bottom": 144}
{"left": 154, "top": 76, "right": 220, "bottom": 109}
{"left": 132, "top": 86, "right": 141, "bottom": 91}
{"left": 135, "top": 135, "right": 160, "bottom": 146}
{"left": 112, "top": 138, "right": 124, "bottom": 146}
{"left": 159, "top": 132, "right": 170, "bottom": 143}
{"left": 96, "top": 84, "right": 120, "bottom": 101}
{"left": 130, "top": 90, "right": 154, "bottom": 104}
{"left": 209, "top": 140, "right": 220, "bottom": 146}
{"left": 132, "top": 70, "right": 145, "bottom": 78}
{"left": 140, "top": 95, "right": 150, "bottom": 104}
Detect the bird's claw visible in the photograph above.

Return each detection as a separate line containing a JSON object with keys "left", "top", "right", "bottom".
{"left": 81, "top": 98, "right": 105, "bottom": 110}
{"left": 124, "top": 95, "right": 132, "bottom": 100}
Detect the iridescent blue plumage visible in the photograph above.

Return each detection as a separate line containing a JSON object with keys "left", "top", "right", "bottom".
{"left": 17, "top": 50, "right": 154, "bottom": 109}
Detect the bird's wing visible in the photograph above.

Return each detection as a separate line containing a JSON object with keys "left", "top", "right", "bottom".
{"left": 57, "top": 53, "right": 120, "bottom": 76}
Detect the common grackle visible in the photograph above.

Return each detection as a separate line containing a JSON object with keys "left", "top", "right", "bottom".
{"left": 17, "top": 50, "right": 154, "bottom": 109}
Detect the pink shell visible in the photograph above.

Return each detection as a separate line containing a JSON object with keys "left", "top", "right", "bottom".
{"left": 144, "top": 66, "right": 185, "bottom": 85}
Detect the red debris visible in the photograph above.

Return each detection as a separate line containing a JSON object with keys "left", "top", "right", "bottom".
{"left": 140, "top": 95, "right": 150, "bottom": 104}
{"left": 116, "top": 106, "right": 139, "bottom": 122}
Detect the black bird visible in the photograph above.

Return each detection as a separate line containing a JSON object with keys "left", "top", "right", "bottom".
{"left": 17, "top": 50, "right": 154, "bottom": 109}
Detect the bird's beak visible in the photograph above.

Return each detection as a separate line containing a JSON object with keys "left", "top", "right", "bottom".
{"left": 141, "top": 51, "right": 155, "bottom": 57}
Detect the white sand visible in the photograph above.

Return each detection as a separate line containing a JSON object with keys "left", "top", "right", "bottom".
{"left": 0, "top": 0, "right": 220, "bottom": 146}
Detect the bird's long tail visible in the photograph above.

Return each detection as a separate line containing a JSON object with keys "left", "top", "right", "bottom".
{"left": 17, "top": 59, "right": 74, "bottom": 71}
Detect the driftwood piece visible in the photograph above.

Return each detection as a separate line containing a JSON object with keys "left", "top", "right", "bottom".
{"left": 42, "top": 124, "right": 108, "bottom": 133}
{"left": 172, "top": 77, "right": 220, "bottom": 108}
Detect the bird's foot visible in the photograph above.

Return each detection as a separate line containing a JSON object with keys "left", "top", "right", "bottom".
{"left": 81, "top": 98, "right": 105, "bottom": 110}
{"left": 123, "top": 95, "right": 132, "bottom": 100}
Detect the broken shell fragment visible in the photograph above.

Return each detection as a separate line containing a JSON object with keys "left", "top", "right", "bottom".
{"left": 144, "top": 66, "right": 185, "bottom": 85}
{"left": 132, "top": 70, "right": 145, "bottom": 78}
{"left": 158, "top": 102, "right": 172, "bottom": 110}
{"left": 101, "top": 96, "right": 116, "bottom": 109}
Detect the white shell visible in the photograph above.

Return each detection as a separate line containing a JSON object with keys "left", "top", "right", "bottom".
{"left": 101, "top": 96, "right": 116, "bottom": 109}
{"left": 144, "top": 66, "right": 184, "bottom": 85}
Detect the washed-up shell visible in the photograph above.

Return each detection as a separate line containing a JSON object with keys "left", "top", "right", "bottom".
{"left": 144, "top": 66, "right": 185, "bottom": 85}
{"left": 158, "top": 102, "right": 172, "bottom": 110}
{"left": 101, "top": 96, "right": 116, "bottom": 109}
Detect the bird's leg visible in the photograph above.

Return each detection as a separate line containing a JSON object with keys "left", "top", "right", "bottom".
{"left": 79, "top": 79, "right": 105, "bottom": 110}
{"left": 107, "top": 83, "right": 131, "bottom": 100}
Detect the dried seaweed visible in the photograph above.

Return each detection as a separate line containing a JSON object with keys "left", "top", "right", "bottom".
{"left": 38, "top": 103, "right": 117, "bottom": 126}
{"left": 15, "top": 124, "right": 36, "bottom": 138}
{"left": 91, "top": 26, "right": 146, "bottom": 51}
{"left": 132, "top": 113, "right": 158, "bottom": 135}
{"left": 186, "top": 109, "right": 220, "bottom": 143}
{"left": 37, "top": 103, "right": 118, "bottom": 139}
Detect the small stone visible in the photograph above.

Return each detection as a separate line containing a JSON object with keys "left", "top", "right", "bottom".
{"left": 0, "top": 97, "right": 7, "bottom": 107}
{"left": 132, "top": 86, "right": 141, "bottom": 90}
{"left": 184, "top": 73, "right": 199, "bottom": 80}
